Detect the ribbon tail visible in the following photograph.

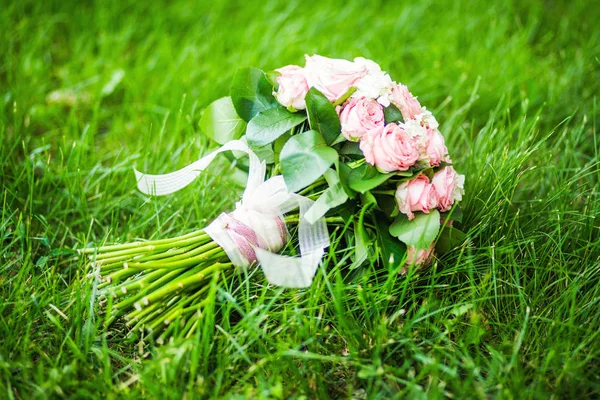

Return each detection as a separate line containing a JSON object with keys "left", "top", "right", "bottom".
{"left": 134, "top": 138, "right": 330, "bottom": 289}
{"left": 255, "top": 195, "right": 330, "bottom": 288}
{"left": 134, "top": 161, "right": 206, "bottom": 196}
{"left": 134, "top": 140, "right": 261, "bottom": 196}
{"left": 256, "top": 249, "right": 323, "bottom": 288}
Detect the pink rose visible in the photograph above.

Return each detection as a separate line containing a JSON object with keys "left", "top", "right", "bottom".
{"left": 390, "top": 84, "right": 422, "bottom": 122}
{"left": 431, "top": 166, "right": 465, "bottom": 212}
{"left": 404, "top": 244, "right": 434, "bottom": 267}
{"left": 273, "top": 65, "right": 309, "bottom": 110}
{"left": 402, "top": 117, "right": 449, "bottom": 167}
{"left": 304, "top": 55, "right": 367, "bottom": 102}
{"left": 338, "top": 97, "right": 384, "bottom": 141}
{"left": 395, "top": 174, "right": 437, "bottom": 220}
{"left": 360, "top": 123, "right": 419, "bottom": 173}
{"left": 426, "top": 129, "right": 449, "bottom": 167}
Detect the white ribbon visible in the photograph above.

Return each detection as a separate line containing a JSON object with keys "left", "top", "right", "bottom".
{"left": 134, "top": 140, "right": 329, "bottom": 288}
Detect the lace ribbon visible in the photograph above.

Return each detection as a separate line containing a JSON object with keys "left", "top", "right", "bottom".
{"left": 134, "top": 140, "right": 329, "bottom": 288}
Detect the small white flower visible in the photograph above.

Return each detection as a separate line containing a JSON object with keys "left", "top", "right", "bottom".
{"left": 402, "top": 119, "right": 430, "bottom": 164}
{"left": 415, "top": 108, "right": 439, "bottom": 130}
{"left": 402, "top": 119, "right": 428, "bottom": 144}
{"left": 352, "top": 57, "right": 395, "bottom": 105}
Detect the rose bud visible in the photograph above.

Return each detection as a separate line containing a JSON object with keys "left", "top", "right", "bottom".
{"left": 431, "top": 166, "right": 465, "bottom": 212}
{"left": 404, "top": 244, "right": 435, "bottom": 267}
{"left": 338, "top": 97, "right": 384, "bottom": 141}
{"left": 395, "top": 174, "right": 437, "bottom": 220}
{"left": 425, "top": 129, "right": 450, "bottom": 167}
{"left": 232, "top": 209, "right": 288, "bottom": 253}
{"left": 273, "top": 65, "right": 310, "bottom": 110}
{"left": 360, "top": 123, "right": 419, "bottom": 173}
{"left": 402, "top": 116, "right": 449, "bottom": 167}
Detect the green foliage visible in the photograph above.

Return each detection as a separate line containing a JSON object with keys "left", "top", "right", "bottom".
{"left": 230, "top": 67, "right": 278, "bottom": 122}
{"left": 246, "top": 106, "right": 307, "bottom": 147}
{"left": 280, "top": 130, "right": 338, "bottom": 192}
{"left": 1, "top": 0, "right": 599, "bottom": 398}
{"left": 303, "top": 169, "right": 348, "bottom": 223}
{"left": 435, "top": 225, "right": 467, "bottom": 254}
{"left": 305, "top": 87, "right": 342, "bottom": 145}
{"left": 346, "top": 163, "right": 397, "bottom": 193}
{"left": 373, "top": 212, "right": 407, "bottom": 269}
{"left": 199, "top": 97, "right": 246, "bottom": 145}
{"left": 390, "top": 210, "right": 441, "bottom": 249}
{"left": 383, "top": 103, "right": 403, "bottom": 123}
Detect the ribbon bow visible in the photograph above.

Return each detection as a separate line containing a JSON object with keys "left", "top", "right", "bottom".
{"left": 134, "top": 140, "right": 329, "bottom": 288}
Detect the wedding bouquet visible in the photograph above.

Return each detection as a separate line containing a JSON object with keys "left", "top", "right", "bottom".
{"left": 80, "top": 55, "right": 466, "bottom": 342}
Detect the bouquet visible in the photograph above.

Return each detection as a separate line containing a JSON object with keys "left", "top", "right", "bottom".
{"left": 80, "top": 55, "right": 466, "bottom": 343}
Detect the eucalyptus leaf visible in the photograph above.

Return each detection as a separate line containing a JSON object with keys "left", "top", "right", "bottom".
{"left": 305, "top": 88, "right": 341, "bottom": 145}
{"left": 280, "top": 130, "right": 338, "bottom": 192}
{"left": 199, "top": 97, "right": 247, "bottom": 145}
{"left": 230, "top": 67, "right": 278, "bottom": 122}
{"left": 389, "top": 210, "right": 441, "bottom": 249}
{"left": 246, "top": 106, "right": 307, "bottom": 147}
{"left": 384, "top": 103, "right": 403, "bottom": 123}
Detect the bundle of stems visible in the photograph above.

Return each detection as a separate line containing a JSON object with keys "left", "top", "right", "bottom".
{"left": 80, "top": 211, "right": 347, "bottom": 343}
{"left": 80, "top": 229, "right": 235, "bottom": 343}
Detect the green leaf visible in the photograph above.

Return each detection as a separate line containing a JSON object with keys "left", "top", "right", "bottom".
{"left": 374, "top": 194, "right": 397, "bottom": 217}
{"left": 303, "top": 169, "right": 349, "bottom": 224}
{"left": 273, "top": 132, "right": 291, "bottom": 164}
{"left": 435, "top": 226, "right": 467, "bottom": 254}
{"left": 338, "top": 162, "right": 357, "bottom": 198}
{"left": 199, "top": 97, "right": 247, "bottom": 145}
{"left": 389, "top": 210, "right": 441, "bottom": 249}
{"left": 265, "top": 70, "right": 280, "bottom": 89}
{"left": 384, "top": 103, "right": 403, "bottom": 123}
{"left": 348, "top": 164, "right": 395, "bottom": 193}
{"left": 440, "top": 203, "right": 464, "bottom": 223}
{"left": 246, "top": 106, "right": 307, "bottom": 147}
{"left": 251, "top": 144, "right": 275, "bottom": 164}
{"left": 351, "top": 203, "right": 374, "bottom": 269}
{"left": 373, "top": 212, "right": 407, "bottom": 269}
{"left": 230, "top": 67, "right": 278, "bottom": 122}
{"left": 339, "top": 141, "right": 363, "bottom": 157}
{"left": 280, "top": 130, "right": 338, "bottom": 192}
{"left": 305, "top": 88, "right": 341, "bottom": 145}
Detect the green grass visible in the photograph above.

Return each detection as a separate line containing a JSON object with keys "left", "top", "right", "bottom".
{"left": 1, "top": 0, "right": 600, "bottom": 398}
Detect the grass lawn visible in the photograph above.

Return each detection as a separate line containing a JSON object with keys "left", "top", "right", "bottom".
{"left": 1, "top": 0, "right": 599, "bottom": 398}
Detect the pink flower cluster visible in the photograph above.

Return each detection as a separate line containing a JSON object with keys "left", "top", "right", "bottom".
{"left": 395, "top": 166, "right": 465, "bottom": 220}
{"left": 273, "top": 55, "right": 466, "bottom": 268}
{"left": 273, "top": 55, "right": 367, "bottom": 110}
{"left": 274, "top": 55, "right": 450, "bottom": 172}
